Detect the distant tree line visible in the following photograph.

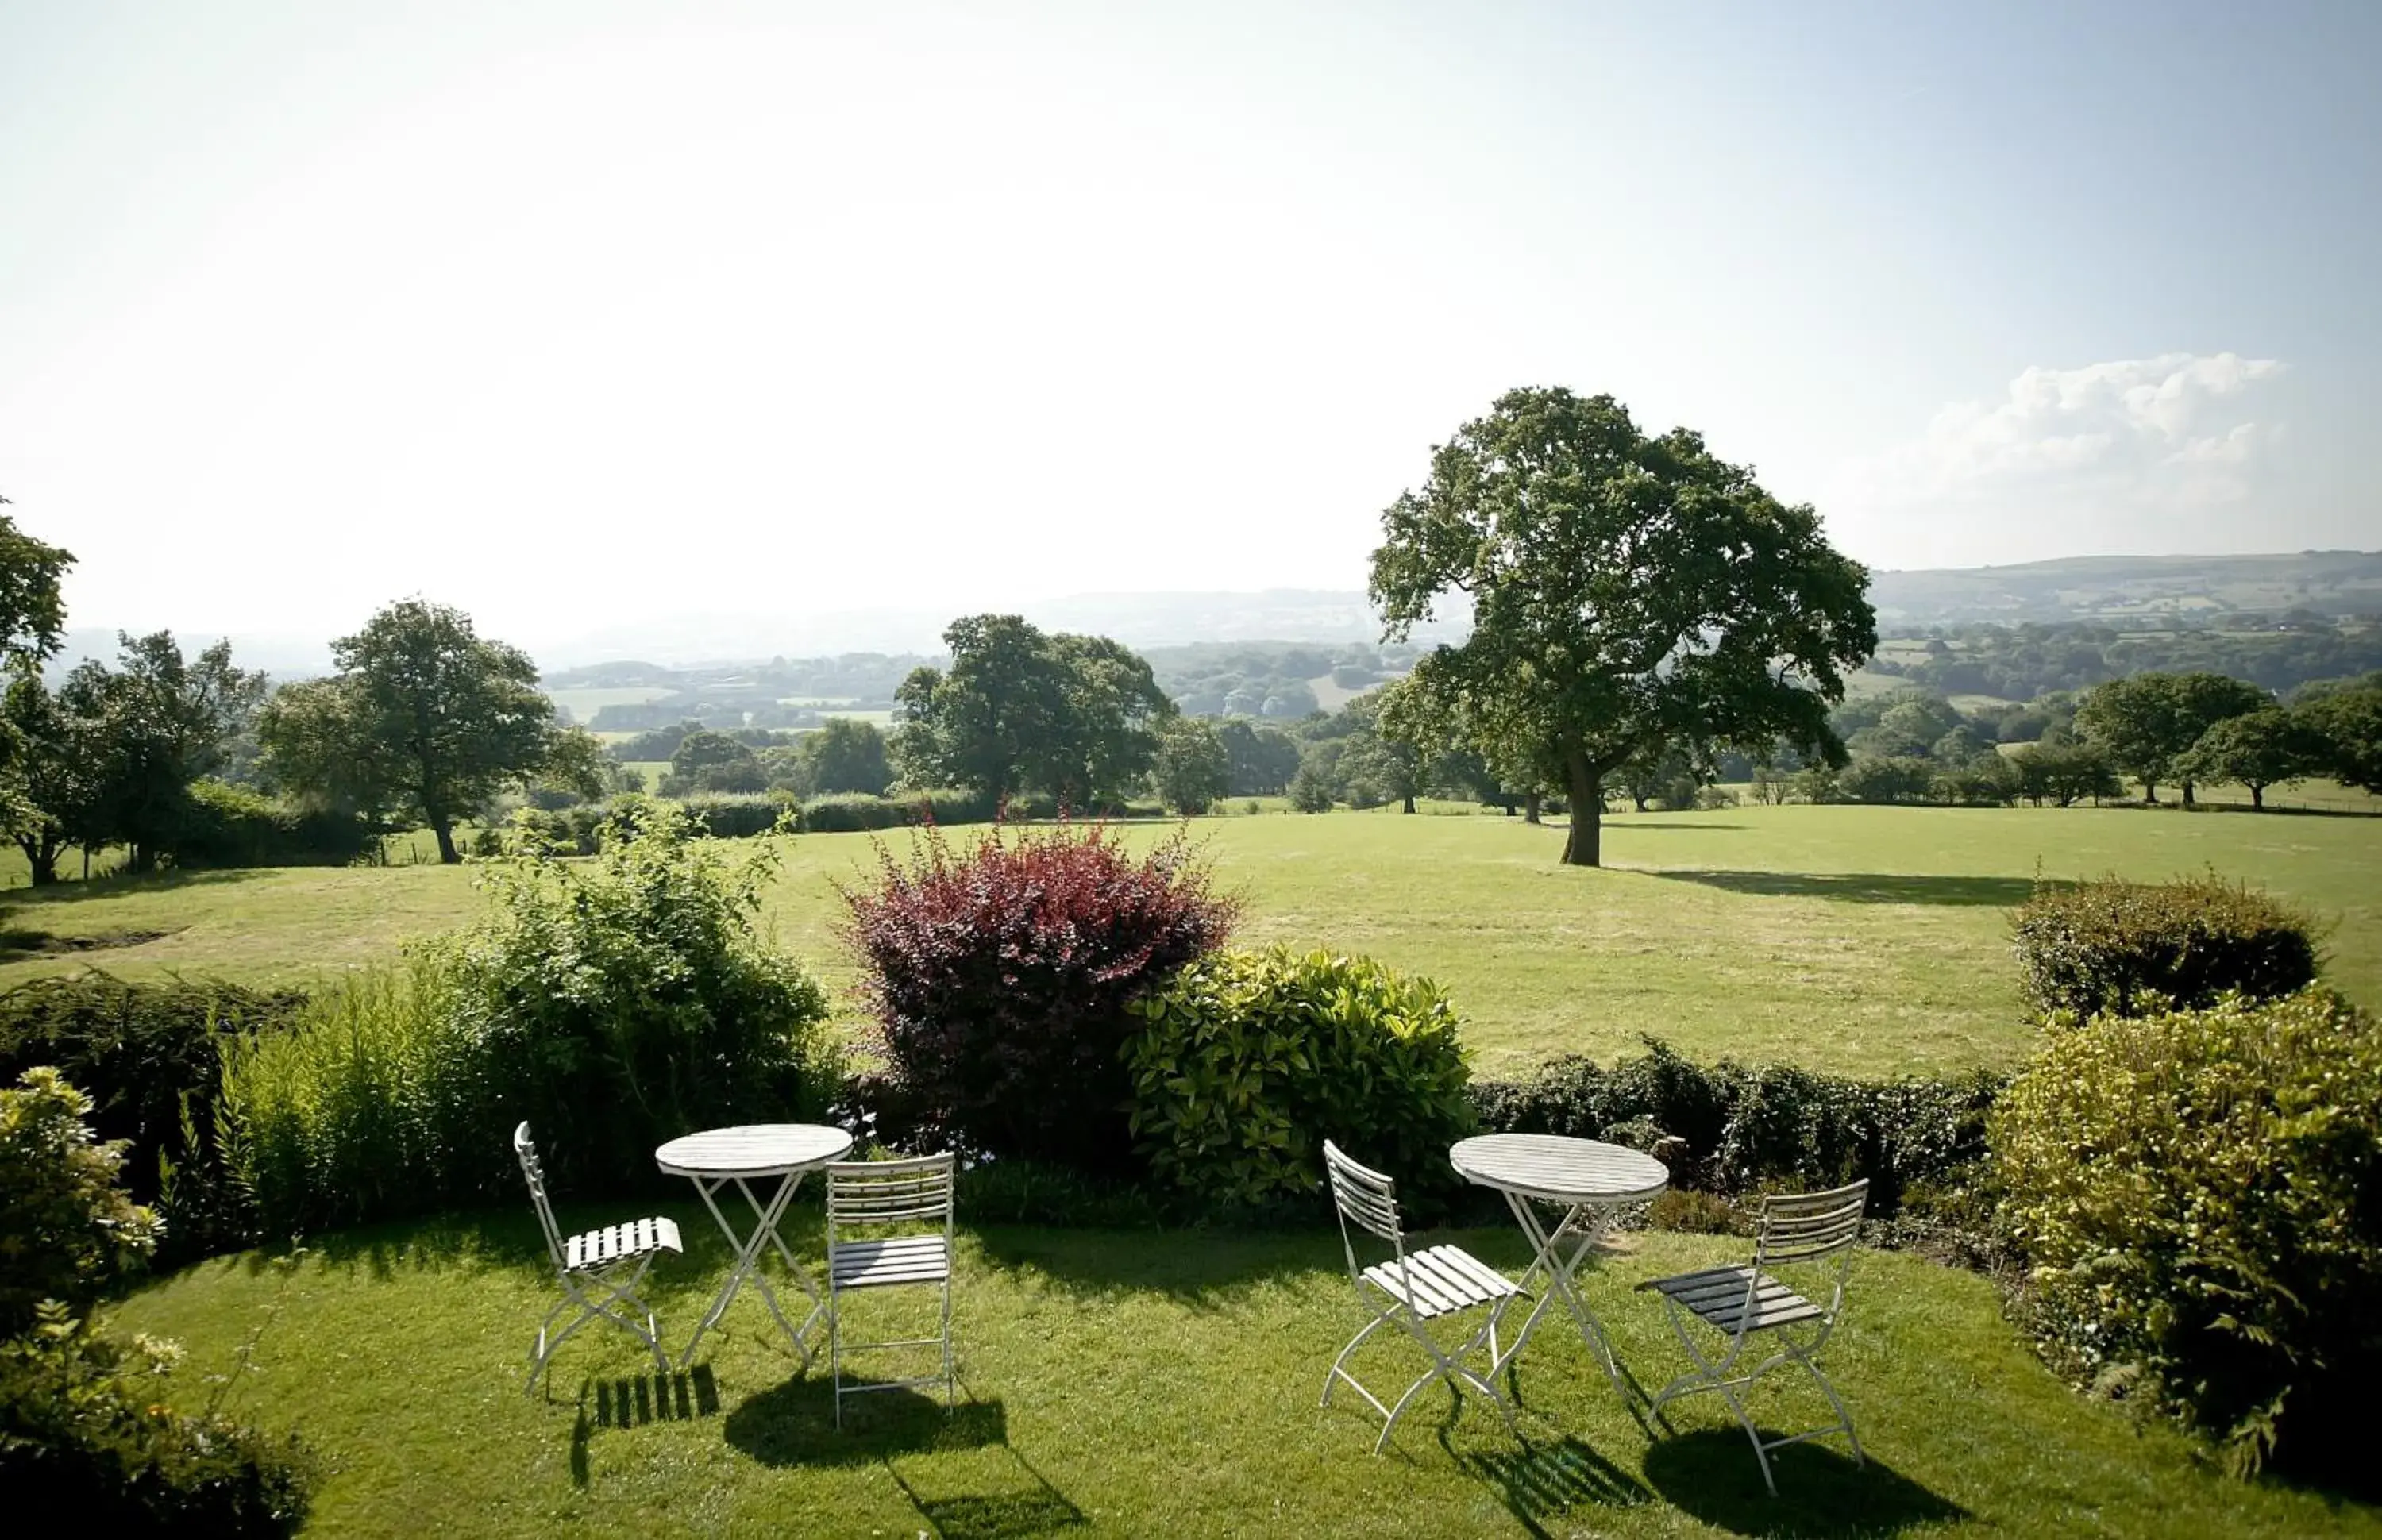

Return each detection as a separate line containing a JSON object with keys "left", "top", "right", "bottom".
{"left": 1867, "top": 618, "right": 2382, "bottom": 700}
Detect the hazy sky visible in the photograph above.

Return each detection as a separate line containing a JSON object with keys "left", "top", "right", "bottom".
{"left": 5, "top": 0, "right": 2376, "bottom": 653}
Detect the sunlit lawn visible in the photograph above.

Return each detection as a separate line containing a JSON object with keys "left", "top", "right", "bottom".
{"left": 6, "top": 804, "right": 2379, "bottom": 1079}
{"left": 111, "top": 1205, "right": 2381, "bottom": 1539}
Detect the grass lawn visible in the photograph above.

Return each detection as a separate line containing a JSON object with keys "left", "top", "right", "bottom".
{"left": 4, "top": 805, "right": 2377, "bottom": 1079}
{"left": 111, "top": 1207, "right": 2377, "bottom": 1538}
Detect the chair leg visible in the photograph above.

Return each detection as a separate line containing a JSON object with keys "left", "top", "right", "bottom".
{"left": 939, "top": 1277, "right": 955, "bottom": 1410}
{"left": 1323, "top": 1312, "right": 1392, "bottom": 1409}
{"left": 1786, "top": 1339, "right": 1864, "bottom": 1465}
{"left": 829, "top": 1284, "right": 844, "bottom": 1430}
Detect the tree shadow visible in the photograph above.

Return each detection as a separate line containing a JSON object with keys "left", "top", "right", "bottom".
{"left": 1605, "top": 821, "right": 1749, "bottom": 830}
{"left": 1451, "top": 1432, "right": 1655, "bottom": 1538}
{"left": 1645, "top": 870, "right": 2038, "bottom": 907}
{"left": 1641, "top": 1430, "right": 1965, "bottom": 1537}
{"left": 3, "top": 866, "right": 276, "bottom": 911}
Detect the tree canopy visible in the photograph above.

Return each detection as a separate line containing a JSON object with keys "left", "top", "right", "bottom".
{"left": 800, "top": 717, "right": 892, "bottom": 796}
{"left": 260, "top": 599, "right": 568, "bottom": 863}
{"left": 0, "top": 500, "right": 74, "bottom": 673}
{"left": 892, "top": 615, "right": 1174, "bottom": 806}
{"left": 1368, "top": 387, "right": 1875, "bottom": 865}
{"left": 2178, "top": 708, "right": 2322, "bottom": 810}
{"left": 2076, "top": 672, "right": 2270, "bottom": 803}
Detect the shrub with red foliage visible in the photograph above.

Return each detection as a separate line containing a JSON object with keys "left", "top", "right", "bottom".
{"left": 840, "top": 822, "right": 1236, "bottom": 1172}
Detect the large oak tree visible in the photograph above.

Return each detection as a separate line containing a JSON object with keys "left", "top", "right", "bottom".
{"left": 1369, "top": 387, "right": 1875, "bottom": 866}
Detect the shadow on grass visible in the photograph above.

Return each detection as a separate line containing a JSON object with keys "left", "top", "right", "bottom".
{"left": 727, "top": 1380, "right": 1083, "bottom": 1536}
{"left": 967, "top": 1221, "right": 1340, "bottom": 1308}
{"left": 1605, "top": 820, "right": 1749, "bottom": 830}
{"left": 1640, "top": 1430, "right": 1964, "bottom": 1537}
{"left": 1454, "top": 1434, "right": 1655, "bottom": 1538}
{"left": 2, "top": 865, "right": 277, "bottom": 911}
{"left": 568, "top": 1365, "right": 722, "bottom": 1486}
{"left": 1647, "top": 869, "right": 2038, "bottom": 907}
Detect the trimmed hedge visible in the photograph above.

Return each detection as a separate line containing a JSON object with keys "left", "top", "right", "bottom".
{"left": 1126, "top": 949, "right": 1475, "bottom": 1213}
{"left": 177, "top": 780, "right": 375, "bottom": 870}
{"left": 2011, "top": 873, "right": 2321, "bottom": 1021}
{"left": 1469, "top": 1038, "right": 1998, "bottom": 1217}
{"left": 1995, "top": 988, "right": 2382, "bottom": 1478}
{"left": 0, "top": 975, "right": 304, "bottom": 1261}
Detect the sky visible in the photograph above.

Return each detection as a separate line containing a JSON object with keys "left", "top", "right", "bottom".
{"left": 3, "top": 0, "right": 2376, "bottom": 656}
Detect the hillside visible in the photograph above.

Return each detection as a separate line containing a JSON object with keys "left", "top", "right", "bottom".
{"left": 1866, "top": 551, "right": 2382, "bottom": 627}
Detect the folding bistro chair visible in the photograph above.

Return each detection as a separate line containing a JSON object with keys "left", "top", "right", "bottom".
{"left": 515, "top": 1122, "right": 682, "bottom": 1395}
{"left": 823, "top": 1153, "right": 957, "bottom": 1426}
{"left": 1321, "top": 1140, "right": 1521, "bottom": 1454}
{"left": 1636, "top": 1178, "right": 1870, "bottom": 1493}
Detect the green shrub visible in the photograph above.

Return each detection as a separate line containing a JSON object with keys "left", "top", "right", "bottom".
{"left": 1467, "top": 1038, "right": 1997, "bottom": 1215}
{"left": 437, "top": 797, "right": 838, "bottom": 1199}
{"left": 222, "top": 800, "right": 842, "bottom": 1228}
{"left": 1126, "top": 949, "right": 1474, "bottom": 1211}
{"left": 216, "top": 963, "right": 484, "bottom": 1234}
{"left": 800, "top": 791, "right": 985, "bottom": 834}
{"left": 0, "top": 1303, "right": 311, "bottom": 1536}
{"left": 176, "top": 780, "right": 375, "bottom": 869}
{"left": 1993, "top": 989, "right": 2382, "bottom": 1476}
{"left": 0, "top": 1069, "right": 161, "bottom": 1337}
{"left": 675, "top": 791, "right": 796, "bottom": 840}
{"left": 0, "top": 975, "right": 303, "bottom": 1261}
{"left": 2011, "top": 873, "right": 2321, "bottom": 1021}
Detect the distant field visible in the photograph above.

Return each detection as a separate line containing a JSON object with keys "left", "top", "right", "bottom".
{"left": 544, "top": 685, "right": 676, "bottom": 721}
{"left": 4, "top": 805, "right": 2374, "bottom": 1080}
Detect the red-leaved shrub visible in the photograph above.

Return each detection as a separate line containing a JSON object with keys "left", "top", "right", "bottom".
{"left": 841, "top": 822, "right": 1236, "bottom": 1172}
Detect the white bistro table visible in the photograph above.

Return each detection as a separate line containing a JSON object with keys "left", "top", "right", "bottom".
{"left": 656, "top": 1123, "right": 854, "bottom": 1369}
{"left": 1450, "top": 1133, "right": 1669, "bottom": 1404}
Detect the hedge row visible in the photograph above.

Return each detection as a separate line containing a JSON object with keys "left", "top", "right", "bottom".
{"left": 515, "top": 790, "right": 1175, "bottom": 849}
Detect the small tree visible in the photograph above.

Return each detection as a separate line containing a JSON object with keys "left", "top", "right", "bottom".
{"left": 2077, "top": 672, "right": 2269, "bottom": 804}
{"left": 2178, "top": 708, "right": 2323, "bottom": 810}
{"left": 260, "top": 599, "right": 569, "bottom": 863}
{"left": 800, "top": 717, "right": 892, "bottom": 795}
{"left": 2299, "top": 680, "right": 2382, "bottom": 795}
{"left": 1152, "top": 718, "right": 1229, "bottom": 814}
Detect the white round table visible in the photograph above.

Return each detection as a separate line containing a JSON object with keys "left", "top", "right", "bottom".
{"left": 657, "top": 1123, "right": 854, "bottom": 1369}
{"left": 1450, "top": 1134, "right": 1668, "bottom": 1405}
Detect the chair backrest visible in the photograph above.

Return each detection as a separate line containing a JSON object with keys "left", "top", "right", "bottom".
{"left": 514, "top": 1122, "right": 568, "bottom": 1272}
{"left": 826, "top": 1153, "right": 956, "bottom": 1240}
{"left": 1322, "top": 1139, "right": 1405, "bottom": 1245}
{"left": 1754, "top": 1178, "right": 1869, "bottom": 1269}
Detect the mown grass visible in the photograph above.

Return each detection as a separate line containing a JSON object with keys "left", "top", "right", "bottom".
{"left": 4, "top": 805, "right": 2377, "bottom": 1078}
{"left": 111, "top": 1207, "right": 2381, "bottom": 1539}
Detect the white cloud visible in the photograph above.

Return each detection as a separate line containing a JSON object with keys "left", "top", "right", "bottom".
{"left": 1827, "top": 352, "right": 2288, "bottom": 566}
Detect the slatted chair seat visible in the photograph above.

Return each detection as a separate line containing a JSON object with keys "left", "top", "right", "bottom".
{"left": 825, "top": 1154, "right": 958, "bottom": 1426}
{"left": 1322, "top": 1140, "right": 1521, "bottom": 1454}
{"left": 1642, "top": 1264, "right": 1823, "bottom": 1334}
{"left": 830, "top": 1234, "right": 952, "bottom": 1289}
{"left": 515, "top": 1122, "right": 679, "bottom": 1396}
{"left": 1359, "top": 1245, "right": 1521, "bottom": 1319}
{"left": 1636, "top": 1179, "right": 1871, "bottom": 1495}
{"left": 566, "top": 1217, "right": 684, "bottom": 1272}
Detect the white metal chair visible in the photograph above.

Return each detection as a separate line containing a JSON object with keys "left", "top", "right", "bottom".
{"left": 514, "top": 1122, "right": 682, "bottom": 1396}
{"left": 824, "top": 1153, "right": 957, "bottom": 1427}
{"left": 1321, "top": 1139, "right": 1522, "bottom": 1454}
{"left": 1636, "top": 1178, "right": 1870, "bottom": 1493}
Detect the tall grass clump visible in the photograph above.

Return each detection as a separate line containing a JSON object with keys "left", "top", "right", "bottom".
{"left": 218, "top": 961, "right": 482, "bottom": 1234}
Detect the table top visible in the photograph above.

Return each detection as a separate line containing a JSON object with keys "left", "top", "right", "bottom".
{"left": 1450, "top": 1134, "right": 1669, "bottom": 1203}
{"left": 656, "top": 1123, "right": 854, "bottom": 1179}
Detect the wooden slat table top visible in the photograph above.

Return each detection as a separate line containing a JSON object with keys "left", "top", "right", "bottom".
{"left": 1449, "top": 1134, "right": 1669, "bottom": 1203}
{"left": 655, "top": 1123, "right": 854, "bottom": 1179}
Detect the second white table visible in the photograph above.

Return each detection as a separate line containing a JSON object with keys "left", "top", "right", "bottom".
{"left": 657, "top": 1123, "right": 854, "bottom": 1369}
{"left": 1450, "top": 1133, "right": 1668, "bottom": 1405}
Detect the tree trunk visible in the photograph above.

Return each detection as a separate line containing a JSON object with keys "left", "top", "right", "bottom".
{"left": 19, "top": 840, "right": 56, "bottom": 886}
{"left": 431, "top": 815, "right": 461, "bottom": 864}
{"left": 2142, "top": 778, "right": 2158, "bottom": 804}
{"left": 2249, "top": 783, "right": 2264, "bottom": 810}
{"left": 1560, "top": 757, "right": 1603, "bottom": 867}
{"left": 2180, "top": 778, "right": 2196, "bottom": 807}
{"left": 1523, "top": 791, "right": 1541, "bottom": 825}
{"left": 1401, "top": 792, "right": 1416, "bottom": 814}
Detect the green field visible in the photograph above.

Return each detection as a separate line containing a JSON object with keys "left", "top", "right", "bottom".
{"left": 6, "top": 805, "right": 2375, "bottom": 1079}
{"left": 545, "top": 685, "right": 680, "bottom": 722}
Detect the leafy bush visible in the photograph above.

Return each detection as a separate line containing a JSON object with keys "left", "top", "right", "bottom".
{"left": 2011, "top": 873, "right": 2321, "bottom": 1022}
{"left": 222, "top": 799, "right": 841, "bottom": 1228}
{"left": 175, "top": 780, "right": 375, "bottom": 870}
{"left": 673, "top": 791, "right": 796, "bottom": 840}
{"left": 1468, "top": 1038, "right": 1997, "bottom": 1216}
{"left": 1125, "top": 949, "right": 1475, "bottom": 1211}
{"left": 0, "top": 1303, "right": 311, "bottom": 1536}
{"left": 0, "top": 975, "right": 303, "bottom": 1260}
{"left": 1837, "top": 756, "right": 1935, "bottom": 804}
{"left": 800, "top": 789, "right": 990, "bottom": 834}
{"left": 842, "top": 822, "right": 1235, "bottom": 1172}
{"left": 1993, "top": 989, "right": 2382, "bottom": 1476}
{"left": 0, "top": 1069, "right": 161, "bottom": 1336}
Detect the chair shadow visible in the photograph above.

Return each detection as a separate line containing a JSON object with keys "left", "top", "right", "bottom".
{"left": 1452, "top": 1433, "right": 1655, "bottom": 1538}
{"left": 1644, "top": 869, "right": 2038, "bottom": 907}
{"left": 1641, "top": 1430, "right": 1965, "bottom": 1537}
{"left": 726, "top": 1380, "right": 1084, "bottom": 1538}
{"left": 569, "top": 1365, "right": 722, "bottom": 1487}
